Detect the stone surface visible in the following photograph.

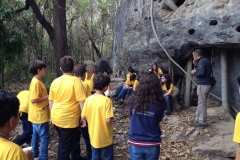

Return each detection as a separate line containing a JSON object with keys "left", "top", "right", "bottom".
{"left": 192, "top": 134, "right": 237, "bottom": 157}
{"left": 185, "top": 127, "right": 195, "bottom": 136}
{"left": 111, "top": 0, "right": 240, "bottom": 111}
{"left": 166, "top": 116, "right": 182, "bottom": 126}
{"left": 190, "top": 129, "right": 199, "bottom": 138}
{"left": 191, "top": 107, "right": 237, "bottom": 158}
{"left": 170, "top": 131, "right": 182, "bottom": 141}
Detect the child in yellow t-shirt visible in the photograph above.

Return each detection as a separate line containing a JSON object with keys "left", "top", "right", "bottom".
{"left": 233, "top": 113, "right": 240, "bottom": 159}
{"left": 74, "top": 64, "right": 92, "bottom": 159}
{"left": 85, "top": 63, "right": 98, "bottom": 94}
{"left": 49, "top": 56, "right": 86, "bottom": 160}
{"left": 161, "top": 74, "right": 173, "bottom": 115}
{"left": 81, "top": 73, "right": 114, "bottom": 159}
{"left": 233, "top": 76, "right": 240, "bottom": 159}
{"left": 13, "top": 90, "right": 33, "bottom": 146}
{"left": 0, "top": 91, "right": 33, "bottom": 160}
{"left": 149, "top": 63, "right": 163, "bottom": 78}
{"left": 28, "top": 60, "right": 50, "bottom": 160}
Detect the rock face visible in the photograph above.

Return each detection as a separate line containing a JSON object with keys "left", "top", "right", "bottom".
{"left": 111, "top": 0, "right": 240, "bottom": 110}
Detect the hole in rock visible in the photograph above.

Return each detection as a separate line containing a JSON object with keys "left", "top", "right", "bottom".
{"left": 175, "top": 0, "right": 186, "bottom": 7}
{"left": 209, "top": 20, "right": 218, "bottom": 26}
{"left": 134, "top": 9, "right": 138, "bottom": 11}
{"left": 188, "top": 29, "right": 195, "bottom": 35}
{"left": 236, "top": 25, "right": 240, "bottom": 32}
{"left": 167, "top": 34, "right": 169, "bottom": 36}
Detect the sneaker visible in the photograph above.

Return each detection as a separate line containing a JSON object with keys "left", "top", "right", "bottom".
{"left": 165, "top": 111, "right": 171, "bottom": 115}
{"left": 194, "top": 123, "right": 207, "bottom": 128}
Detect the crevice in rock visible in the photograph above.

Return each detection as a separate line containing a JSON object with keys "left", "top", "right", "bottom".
{"left": 175, "top": 0, "right": 186, "bottom": 7}
{"left": 134, "top": 8, "right": 138, "bottom": 11}
{"left": 188, "top": 29, "right": 195, "bottom": 35}
{"left": 209, "top": 20, "right": 218, "bottom": 26}
{"left": 236, "top": 25, "right": 240, "bottom": 32}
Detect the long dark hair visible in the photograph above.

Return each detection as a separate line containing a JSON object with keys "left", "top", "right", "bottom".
{"left": 151, "top": 63, "right": 159, "bottom": 74}
{"left": 87, "top": 64, "right": 98, "bottom": 80}
{"left": 162, "top": 74, "right": 172, "bottom": 90}
{"left": 98, "top": 60, "right": 113, "bottom": 75}
{"left": 127, "top": 72, "right": 165, "bottom": 113}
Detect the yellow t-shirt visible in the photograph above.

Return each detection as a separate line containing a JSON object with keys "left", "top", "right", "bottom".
{"left": 81, "top": 94, "right": 114, "bottom": 148}
{"left": 85, "top": 73, "right": 95, "bottom": 91}
{"left": 28, "top": 77, "right": 49, "bottom": 124}
{"left": 133, "top": 80, "right": 139, "bottom": 90}
{"left": 49, "top": 75, "right": 86, "bottom": 128}
{"left": 82, "top": 80, "right": 91, "bottom": 98}
{"left": 0, "top": 138, "right": 28, "bottom": 160}
{"left": 149, "top": 68, "right": 163, "bottom": 78}
{"left": 233, "top": 113, "right": 240, "bottom": 143}
{"left": 17, "top": 90, "right": 30, "bottom": 113}
{"left": 161, "top": 83, "right": 173, "bottom": 92}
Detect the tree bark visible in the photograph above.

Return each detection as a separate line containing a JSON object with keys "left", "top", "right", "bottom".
{"left": 53, "top": 0, "right": 68, "bottom": 75}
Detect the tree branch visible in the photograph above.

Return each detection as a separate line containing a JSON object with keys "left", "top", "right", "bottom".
{"left": 15, "top": 0, "right": 54, "bottom": 43}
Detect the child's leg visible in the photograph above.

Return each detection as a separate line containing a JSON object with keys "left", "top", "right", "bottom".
{"left": 14, "top": 112, "right": 33, "bottom": 146}
{"left": 91, "top": 146, "right": 102, "bottom": 160}
{"left": 71, "top": 129, "right": 81, "bottom": 160}
{"left": 114, "top": 82, "right": 124, "bottom": 96}
{"left": 165, "top": 95, "right": 172, "bottom": 112}
{"left": 55, "top": 126, "right": 80, "bottom": 160}
{"left": 31, "top": 123, "right": 40, "bottom": 158}
{"left": 79, "top": 126, "right": 92, "bottom": 160}
{"left": 101, "top": 144, "right": 114, "bottom": 160}
{"left": 126, "top": 89, "right": 133, "bottom": 98}
{"left": 36, "top": 122, "right": 50, "bottom": 160}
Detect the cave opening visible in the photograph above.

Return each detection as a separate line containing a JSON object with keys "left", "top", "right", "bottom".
{"left": 175, "top": 0, "right": 186, "bottom": 7}
{"left": 236, "top": 25, "right": 240, "bottom": 32}
{"left": 134, "top": 8, "right": 138, "bottom": 11}
{"left": 188, "top": 29, "right": 195, "bottom": 35}
{"left": 209, "top": 20, "right": 218, "bottom": 26}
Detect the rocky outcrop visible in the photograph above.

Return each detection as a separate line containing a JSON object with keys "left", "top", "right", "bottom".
{"left": 111, "top": 0, "right": 240, "bottom": 74}
{"left": 111, "top": 0, "right": 240, "bottom": 110}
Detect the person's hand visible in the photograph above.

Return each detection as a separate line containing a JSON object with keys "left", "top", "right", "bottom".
{"left": 80, "top": 119, "right": 87, "bottom": 127}
{"left": 191, "top": 69, "right": 196, "bottom": 74}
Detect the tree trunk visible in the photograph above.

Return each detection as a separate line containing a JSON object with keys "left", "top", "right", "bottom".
{"left": 16, "top": 0, "right": 68, "bottom": 76}
{"left": 53, "top": 0, "right": 68, "bottom": 76}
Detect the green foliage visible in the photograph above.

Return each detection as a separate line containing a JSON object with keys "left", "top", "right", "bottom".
{"left": 0, "top": 5, "right": 26, "bottom": 88}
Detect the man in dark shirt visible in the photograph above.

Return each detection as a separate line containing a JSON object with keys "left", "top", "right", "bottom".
{"left": 191, "top": 49, "right": 212, "bottom": 127}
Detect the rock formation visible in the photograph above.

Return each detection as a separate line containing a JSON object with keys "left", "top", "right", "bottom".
{"left": 111, "top": 0, "right": 240, "bottom": 110}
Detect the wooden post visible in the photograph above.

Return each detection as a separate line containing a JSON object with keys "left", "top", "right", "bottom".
{"left": 221, "top": 48, "right": 229, "bottom": 112}
{"left": 184, "top": 56, "right": 192, "bottom": 108}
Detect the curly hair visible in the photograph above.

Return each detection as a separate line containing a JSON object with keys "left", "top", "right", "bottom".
{"left": 127, "top": 72, "right": 165, "bottom": 113}
{"left": 98, "top": 60, "right": 113, "bottom": 75}
{"left": 161, "top": 74, "right": 172, "bottom": 90}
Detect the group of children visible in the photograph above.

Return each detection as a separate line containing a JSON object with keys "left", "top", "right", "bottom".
{"left": 0, "top": 56, "right": 115, "bottom": 160}
{"left": 1, "top": 54, "right": 240, "bottom": 160}
{"left": 113, "top": 63, "right": 174, "bottom": 115}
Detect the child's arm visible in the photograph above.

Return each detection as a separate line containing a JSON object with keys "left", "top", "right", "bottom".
{"left": 236, "top": 144, "right": 240, "bottom": 160}
{"left": 31, "top": 95, "right": 48, "bottom": 104}
{"left": 106, "top": 117, "right": 113, "bottom": 123}
{"left": 80, "top": 116, "right": 87, "bottom": 127}
{"left": 163, "top": 89, "right": 172, "bottom": 97}
{"left": 79, "top": 101, "right": 85, "bottom": 111}
{"left": 49, "top": 100, "right": 53, "bottom": 110}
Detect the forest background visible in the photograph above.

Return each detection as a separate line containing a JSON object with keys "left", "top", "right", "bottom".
{"left": 0, "top": 0, "right": 120, "bottom": 90}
